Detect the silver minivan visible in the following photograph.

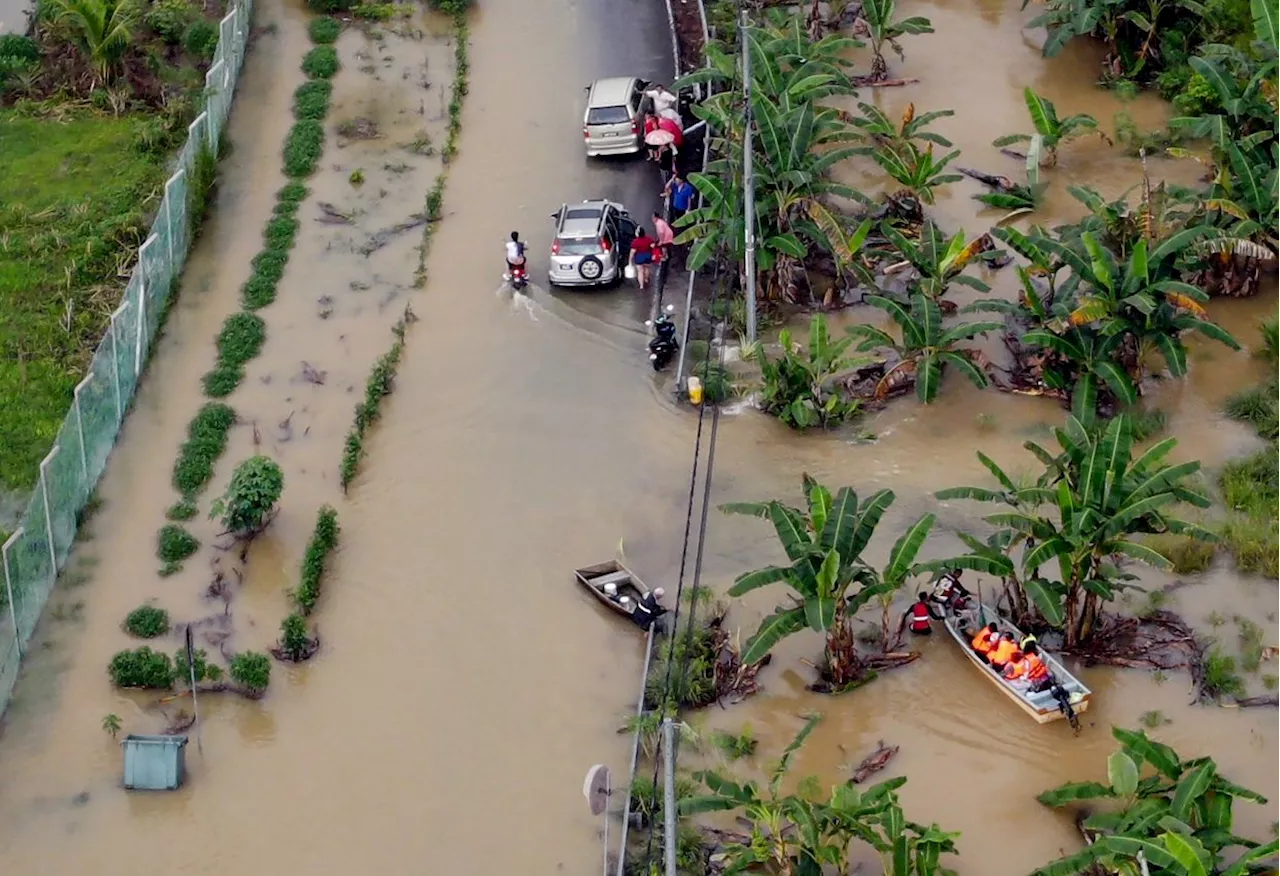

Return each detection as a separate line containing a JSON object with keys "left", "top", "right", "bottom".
{"left": 583, "top": 77, "right": 645, "bottom": 157}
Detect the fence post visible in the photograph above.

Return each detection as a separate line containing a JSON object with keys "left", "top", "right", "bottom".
{"left": 3, "top": 531, "right": 21, "bottom": 659}
{"left": 135, "top": 275, "right": 147, "bottom": 378}
{"left": 108, "top": 317, "right": 124, "bottom": 424}
{"left": 73, "top": 378, "right": 90, "bottom": 481}
{"left": 164, "top": 173, "right": 180, "bottom": 270}
{"left": 39, "top": 451, "right": 58, "bottom": 575}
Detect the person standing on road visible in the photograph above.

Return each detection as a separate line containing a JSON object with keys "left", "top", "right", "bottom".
{"left": 665, "top": 174, "right": 696, "bottom": 225}
{"left": 628, "top": 227, "right": 657, "bottom": 290}
{"left": 651, "top": 212, "right": 674, "bottom": 264}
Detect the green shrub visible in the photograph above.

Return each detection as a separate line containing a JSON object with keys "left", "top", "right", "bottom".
{"left": 301, "top": 45, "right": 340, "bottom": 79}
{"left": 230, "top": 651, "right": 271, "bottom": 692}
{"left": 352, "top": 3, "right": 404, "bottom": 19}
{"left": 146, "top": 0, "right": 195, "bottom": 44}
{"left": 279, "top": 613, "right": 315, "bottom": 659}
{"left": 124, "top": 605, "right": 170, "bottom": 638}
{"left": 0, "top": 34, "right": 39, "bottom": 64}
{"left": 109, "top": 647, "right": 175, "bottom": 689}
{"left": 283, "top": 119, "right": 325, "bottom": 177}
{"left": 306, "top": 0, "right": 356, "bottom": 12}
{"left": 275, "top": 181, "right": 310, "bottom": 211}
{"left": 166, "top": 497, "right": 198, "bottom": 520}
{"left": 693, "top": 361, "right": 733, "bottom": 404}
{"left": 211, "top": 455, "right": 284, "bottom": 535}
{"left": 264, "top": 216, "right": 300, "bottom": 250}
{"left": 340, "top": 318, "right": 407, "bottom": 490}
{"left": 157, "top": 523, "right": 199, "bottom": 563}
{"left": 250, "top": 248, "right": 289, "bottom": 283}
{"left": 308, "top": 16, "right": 342, "bottom": 43}
{"left": 184, "top": 19, "right": 219, "bottom": 61}
{"left": 187, "top": 142, "right": 219, "bottom": 240}
{"left": 426, "top": 0, "right": 471, "bottom": 11}
{"left": 215, "top": 312, "right": 267, "bottom": 367}
{"left": 202, "top": 362, "right": 244, "bottom": 397}
{"left": 294, "top": 505, "right": 340, "bottom": 613}
{"left": 241, "top": 273, "right": 279, "bottom": 311}
{"left": 172, "top": 402, "right": 236, "bottom": 496}
{"left": 1201, "top": 649, "right": 1246, "bottom": 700}
{"left": 293, "top": 79, "right": 332, "bottom": 121}
{"left": 174, "top": 646, "right": 222, "bottom": 684}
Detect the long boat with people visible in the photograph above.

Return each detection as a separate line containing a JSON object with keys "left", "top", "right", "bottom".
{"left": 932, "top": 574, "right": 1091, "bottom": 726}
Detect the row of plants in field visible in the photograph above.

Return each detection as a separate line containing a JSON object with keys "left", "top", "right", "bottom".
{"left": 677, "top": 3, "right": 1273, "bottom": 424}
{"left": 272, "top": 504, "right": 340, "bottom": 663}
{"left": 152, "top": 17, "right": 341, "bottom": 576}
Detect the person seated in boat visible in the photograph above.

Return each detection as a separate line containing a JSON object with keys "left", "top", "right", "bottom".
{"left": 970, "top": 622, "right": 999, "bottom": 656}
{"left": 1019, "top": 633, "right": 1037, "bottom": 652}
{"left": 986, "top": 632, "right": 1018, "bottom": 671}
{"left": 632, "top": 587, "right": 667, "bottom": 631}
{"left": 899, "top": 592, "right": 945, "bottom": 637}
{"left": 1006, "top": 643, "right": 1053, "bottom": 692}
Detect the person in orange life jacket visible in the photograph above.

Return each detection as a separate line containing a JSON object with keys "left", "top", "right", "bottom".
{"left": 986, "top": 632, "right": 1018, "bottom": 670}
{"left": 970, "top": 622, "right": 999, "bottom": 655}
{"left": 1006, "top": 643, "right": 1052, "bottom": 691}
{"left": 899, "top": 591, "right": 945, "bottom": 636}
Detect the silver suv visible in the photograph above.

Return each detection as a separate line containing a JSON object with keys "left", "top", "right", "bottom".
{"left": 548, "top": 200, "right": 636, "bottom": 288}
{"left": 583, "top": 77, "right": 646, "bottom": 157}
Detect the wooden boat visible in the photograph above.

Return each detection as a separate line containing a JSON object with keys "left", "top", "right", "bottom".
{"left": 574, "top": 560, "right": 656, "bottom": 626}
{"left": 941, "top": 602, "right": 1092, "bottom": 725}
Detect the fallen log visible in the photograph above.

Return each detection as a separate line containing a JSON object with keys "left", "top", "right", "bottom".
{"left": 957, "top": 166, "right": 1018, "bottom": 192}
{"left": 1231, "top": 695, "right": 1279, "bottom": 709}
{"left": 852, "top": 76, "right": 920, "bottom": 88}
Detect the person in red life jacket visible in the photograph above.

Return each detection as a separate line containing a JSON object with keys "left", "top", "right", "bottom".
{"left": 898, "top": 591, "right": 945, "bottom": 637}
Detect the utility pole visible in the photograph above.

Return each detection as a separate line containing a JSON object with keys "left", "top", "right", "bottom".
{"left": 662, "top": 718, "right": 678, "bottom": 876}
{"left": 739, "top": 5, "right": 758, "bottom": 343}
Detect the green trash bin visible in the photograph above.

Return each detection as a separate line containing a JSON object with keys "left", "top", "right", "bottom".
{"left": 121, "top": 734, "right": 189, "bottom": 791}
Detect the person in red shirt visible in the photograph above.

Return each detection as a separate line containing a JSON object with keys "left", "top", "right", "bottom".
{"left": 643, "top": 114, "right": 661, "bottom": 161}
{"left": 628, "top": 227, "right": 657, "bottom": 289}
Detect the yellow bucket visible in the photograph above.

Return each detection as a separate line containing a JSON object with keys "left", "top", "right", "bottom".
{"left": 687, "top": 376, "right": 704, "bottom": 405}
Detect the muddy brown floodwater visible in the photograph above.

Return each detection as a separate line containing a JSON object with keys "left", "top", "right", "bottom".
{"left": 0, "top": 0, "right": 1275, "bottom": 872}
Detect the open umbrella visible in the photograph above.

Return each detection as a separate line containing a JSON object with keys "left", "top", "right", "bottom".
{"left": 645, "top": 129, "right": 675, "bottom": 147}
{"left": 656, "top": 116, "right": 684, "bottom": 146}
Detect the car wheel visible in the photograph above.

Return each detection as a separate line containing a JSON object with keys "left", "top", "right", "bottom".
{"left": 578, "top": 256, "right": 604, "bottom": 282}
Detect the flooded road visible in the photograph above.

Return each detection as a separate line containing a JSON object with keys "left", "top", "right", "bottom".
{"left": 0, "top": 0, "right": 1275, "bottom": 872}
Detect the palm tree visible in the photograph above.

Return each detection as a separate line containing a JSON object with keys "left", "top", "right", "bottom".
{"left": 993, "top": 88, "right": 1107, "bottom": 166}
{"left": 721, "top": 475, "right": 935, "bottom": 688}
{"left": 755, "top": 314, "right": 869, "bottom": 429}
{"left": 935, "top": 414, "right": 1216, "bottom": 646}
{"left": 859, "top": 0, "right": 934, "bottom": 81}
{"left": 1033, "top": 727, "right": 1278, "bottom": 876}
{"left": 43, "top": 0, "right": 139, "bottom": 85}
{"left": 847, "top": 293, "right": 1001, "bottom": 404}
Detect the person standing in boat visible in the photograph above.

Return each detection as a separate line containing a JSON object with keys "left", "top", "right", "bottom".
{"left": 900, "top": 592, "right": 945, "bottom": 637}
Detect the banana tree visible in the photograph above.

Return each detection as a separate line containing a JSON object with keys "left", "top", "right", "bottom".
{"left": 870, "top": 140, "right": 962, "bottom": 206}
{"left": 685, "top": 715, "right": 961, "bottom": 876}
{"left": 860, "top": 0, "right": 934, "bottom": 81}
{"left": 720, "top": 475, "right": 935, "bottom": 688}
{"left": 993, "top": 88, "right": 1107, "bottom": 166}
{"left": 755, "top": 315, "right": 869, "bottom": 429}
{"left": 847, "top": 293, "right": 1002, "bottom": 404}
{"left": 879, "top": 220, "right": 993, "bottom": 303}
{"left": 1033, "top": 727, "right": 1279, "bottom": 876}
{"left": 935, "top": 414, "right": 1216, "bottom": 646}
{"left": 852, "top": 101, "right": 957, "bottom": 151}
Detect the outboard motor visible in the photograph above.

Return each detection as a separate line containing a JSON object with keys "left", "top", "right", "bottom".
{"left": 645, "top": 304, "right": 679, "bottom": 371}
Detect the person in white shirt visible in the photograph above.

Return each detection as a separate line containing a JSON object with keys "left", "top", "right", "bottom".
{"left": 645, "top": 84, "right": 678, "bottom": 119}
{"left": 505, "top": 230, "right": 526, "bottom": 271}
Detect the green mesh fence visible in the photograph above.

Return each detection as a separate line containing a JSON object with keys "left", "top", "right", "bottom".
{"left": 0, "top": 0, "right": 255, "bottom": 717}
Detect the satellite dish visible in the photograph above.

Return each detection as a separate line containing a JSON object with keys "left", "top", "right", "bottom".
{"left": 582, "top": 764, "right": 611, "bottom": 816}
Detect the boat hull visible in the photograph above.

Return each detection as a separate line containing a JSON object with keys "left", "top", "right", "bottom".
{"left": 942, "top": 607, "right": 1092, "bottom": 724}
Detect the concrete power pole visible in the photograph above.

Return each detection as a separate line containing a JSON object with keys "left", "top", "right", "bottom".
{"left": 739, "top": 5, "right": 758, "bottom": 343}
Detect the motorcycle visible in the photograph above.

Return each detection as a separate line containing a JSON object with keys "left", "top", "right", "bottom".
{"left": 503, "top": 261, "right": 529, "bottom": 292}
{"left": 645, "top": 304, "right": 679, "bottom": 371}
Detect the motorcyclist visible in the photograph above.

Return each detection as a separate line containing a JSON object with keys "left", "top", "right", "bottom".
{"left": 505, "top": 230, "right": 526, "bottom": 275}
